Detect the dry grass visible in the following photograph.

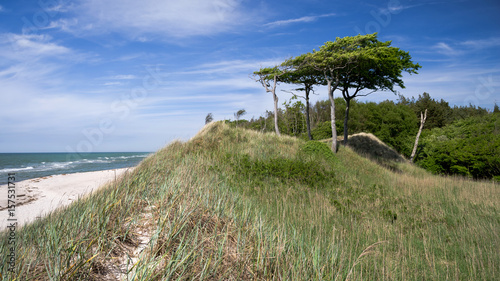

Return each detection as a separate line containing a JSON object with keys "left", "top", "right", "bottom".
{"left": 347, "top": 132, "right": 406, "bottom": 163}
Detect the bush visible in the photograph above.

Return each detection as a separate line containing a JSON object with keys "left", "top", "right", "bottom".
{"left": 224, "top": 148, "right": 336, "bottom": 190}
{"left": 300, "top": 140, "right": 336, "bottom": 162}
{"left": 416, "top": 114, "right": 500, "bottom": 179}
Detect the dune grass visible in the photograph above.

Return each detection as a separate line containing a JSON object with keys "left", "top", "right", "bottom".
{"left": 1, "top": 122, "right": 498, "bottom": 280}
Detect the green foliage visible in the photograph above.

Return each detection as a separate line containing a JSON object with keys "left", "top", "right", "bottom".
{"left": 250, "top": 34, "right": 495, "bottom": 180}
{"left": 300, "top": 140, "right": 337, "bottom": 162}
{"left": 280, "top": 53, "right": 324, "bottom": 87}
{"left": 205, "top": 112, "right": 213, "bottom": 124}
{"left": 331, "top": 98, "right": 418, "bottom": 156}
{"left": 398, "top": 92, "right": 490, "bottom": 129}
{"left": 312, "top": 33, "right": 421, "bottom": 143}
{"left": 253, "top": 65, "right": 284, "bottom": 79}
{"left": 226, "top": 153, "right": 335, "bottom": 189}
{"left": 398, "top": 92, "right": 451, "bottom": 129}
{"left": 311, "top": 121, "right": 333, "bottom": 140}
{"left": 236, "top": 90, "right": 497, "bottom": 178}
{"left": 219, "top": 137, "right": 337, "bottom": 191}
{"left": 416, "top": 114, "right": 500, "bottom": 179}
{"left": 280, "top": 99, "right": 307, "bottom": 136}
{"left": 309, "top": 99, "right": 330, "bottom": 126}
{"left": 234, "top": 109, "right": 246, "bottom": 119}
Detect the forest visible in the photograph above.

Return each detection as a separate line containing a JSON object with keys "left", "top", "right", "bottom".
{"left": 225, "top": 92, "right": 499, "bottom": 181}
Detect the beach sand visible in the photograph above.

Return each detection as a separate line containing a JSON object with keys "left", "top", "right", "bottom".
{"left": 0, "top": 168, "right": 132, "bottom": 230}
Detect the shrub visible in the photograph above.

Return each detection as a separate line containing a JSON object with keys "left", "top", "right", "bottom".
{"left": 300, "top": 140, "right": 336, "bottom": 162}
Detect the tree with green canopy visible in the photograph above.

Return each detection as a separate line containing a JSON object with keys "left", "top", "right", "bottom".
{"left": 318, "top": 33, "right": 421, "bottom": 145}
{"left": 205, "top": 113, "right": 213, "bottom": 124}
{"left": 310, "top": 42, "right": 356, "bottom": 152}
{"left": 280, "top": 53, "right": 324, "bottom": 140}
{"left": 253, "top": 66, "right": 289, "bottom": 136}
{"left": 234, "top": 109, "right": 246, "bottom": 127}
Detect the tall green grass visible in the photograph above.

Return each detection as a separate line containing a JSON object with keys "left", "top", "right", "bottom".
{"left": 1, "top": 122, "right": 498, "bottom": 280}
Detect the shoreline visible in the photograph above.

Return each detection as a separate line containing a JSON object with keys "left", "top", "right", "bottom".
{"left": 0, "top": 168, "right": 133, "bottom": 230}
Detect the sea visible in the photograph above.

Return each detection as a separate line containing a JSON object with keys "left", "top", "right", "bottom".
{"left": 0, "top": 152, "right": 151, "bottom": 185}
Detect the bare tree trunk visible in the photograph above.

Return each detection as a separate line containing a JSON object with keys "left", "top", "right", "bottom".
{"left": 272, "top": 86, "right": 281, "bottom": 136}
{"left": 343, "top": 97, "right": 351, "bottom": 145}
{"left": 327, "top": 80, "right": 338, "bottom": 152}
{"left": 410, "top": 109, "right": 427, "bottom": 163}
{"left": 305, "top": 87, "right": 312, "bottom": 140}
{"left": 255, "top": 71, "right": 282, "bottom": 136}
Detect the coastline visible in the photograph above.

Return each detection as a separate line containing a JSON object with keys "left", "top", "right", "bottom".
{"left": 0, "top": 168, "right": 132, "bottom": 230}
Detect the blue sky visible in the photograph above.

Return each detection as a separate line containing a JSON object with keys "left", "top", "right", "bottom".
{"left": 0, "top": 0, "right": 499, "bottom": 152}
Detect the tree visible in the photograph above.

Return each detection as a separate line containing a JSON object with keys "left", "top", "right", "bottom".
{"left": 234, "top": 109, "right": 246, "bottom": 127}
{"left": 310, "top": 100, "right": 330, "bottom": 127}
{"left": 410, "top": 109, "right": 427, "bottom": 163}
{"left": 411, "top": 92, "right": 450, "bottom": 129}
{"left": 281, "top": 98, "right": 307, "bottom": 136}
{"left": 494, "top": 103, "right": 499, "bottom": 114}
{"left": 205, "top": 113, "right": 213, "bottom": 124}
{"left": 253, "top": 66, "right": 289, "bottom": 136}
{"left": 416, "top": 114, "right": 500, "bottom": 179}
{"left": 311, "top": 43, "right": 355, "bottom": 152}
{"left": 328, "top": 33, "right": 420, "bottom": 145}
{"left": 280, "top": 53, "right": 324, "bottom": 140}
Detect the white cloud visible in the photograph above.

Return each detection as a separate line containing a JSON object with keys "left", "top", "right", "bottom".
{"left": 0, "top": 32, "right": 78, "bottom": 88}
{"left": 0, "top": 33, "right": 71, "bottom": 61}
{"left": 177, "top": 59, "right": 280, "bottom": 75}
{"left": 433, "top": 42, "right": 462, "bottom": 56}
{"left": 461, "top": 37, "right": 500, "bottom": 49}
{"left": 380, "top": 3, "right": 422, "bottom": 14}
{"left": 103, "top": 81, "right": 124, "bottom": 86}
{"left": 108, "top": 74, "right": 138, "bottom": 80}
{"left": 0, "top": 81, "right": 111, "bottom": 133}
{"left": 430, "top": 37, "right": 500, "bottom": 58}
{"left": 45, "top": 18, "right": 80, "bottom": 32}
{"left": 265, "top": 13, "right": 336, "bottom": 28}
{"left": 61, "top": 0, "right": 252, "bottom": 39}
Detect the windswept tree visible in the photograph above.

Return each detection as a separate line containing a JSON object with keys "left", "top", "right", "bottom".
{"left": 280, "top": 53, "right": 324, "bottom": 140}
{"left": 205, "top": 113, "right": 213, "bottom": 124}
{"left": 253, "top": 66, "right": 288, "bottom": 136}
{"left": 310, "top": 43, "right": 355, "bottom": 152}
{"left": 330, "top": 33, "right": 421, "bottom": 145}
{"left": 234, "top": 109, "right": 246, "bottom": 126}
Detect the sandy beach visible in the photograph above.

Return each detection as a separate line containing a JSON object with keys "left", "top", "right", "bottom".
{"left": 0, "top": 168, "right": 132, "bottom": 230}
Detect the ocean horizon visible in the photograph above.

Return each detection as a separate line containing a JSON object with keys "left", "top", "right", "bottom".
{"left": 0, "top": 152, "right": 151, "bottom": 185}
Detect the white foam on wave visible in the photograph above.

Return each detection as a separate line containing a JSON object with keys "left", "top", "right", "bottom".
{"left": 0, "top": 154, "right": 148, "bottom": 176}
{"left": 34, "top": 161, "right": 75, "bottom": 172}
{"left": 0, "top": 166, "right": 35, "bottom": 173}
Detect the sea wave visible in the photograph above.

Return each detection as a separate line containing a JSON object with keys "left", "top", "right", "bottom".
{"left": 0, "top": 166, "right": 35, "bottom": 173}
{"left": 0, "top": 154, "right": 148, "bottom": 178}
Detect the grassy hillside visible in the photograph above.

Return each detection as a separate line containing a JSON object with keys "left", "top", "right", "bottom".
{"left": 1, "top": 122, "right": 498, "bottom": 280}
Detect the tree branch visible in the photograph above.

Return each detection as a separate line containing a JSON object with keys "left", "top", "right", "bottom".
{"left": 281, "top": 89, "right": 306, "bottom": 100}
{"left": 355, "top": 90, "right": 377, "bottom": 97}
